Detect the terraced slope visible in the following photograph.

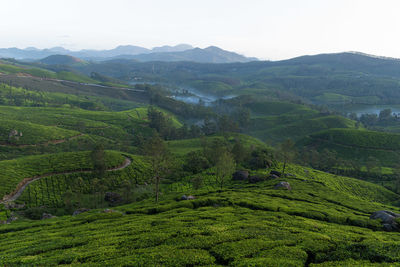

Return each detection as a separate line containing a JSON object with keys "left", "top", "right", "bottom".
{"left": 0, "top": 164, "right": 399, "bottom": 266}
{"left": 301, "top": 128, "right": 400, "bottom": 167}
{"left": 16, "top": 154, "right": 150, "bottom": 208}
{"left": 0, "top": 105, "right": 179, "bottom": 160}
{"left": 239, "top": 100, "right": 358, "bottom": 144}
{"left": 0, "top": 119, "right": 79, "bottom": 146}
{"left": 0, "top": 61, "right": 96, "bottom": 83}
{"left": 0, "top": 151, "right": 125, "bottom": 198}
{"left": 167, "top": 133, "right": 267, "bottom": 155}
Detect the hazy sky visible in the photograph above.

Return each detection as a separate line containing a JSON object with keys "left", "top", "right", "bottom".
{"left": 2, "top": 0, "right": 400, "bottom": 60}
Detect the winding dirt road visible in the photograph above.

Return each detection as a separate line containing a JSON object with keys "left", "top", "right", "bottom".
{"left": 0, "top": 156, "right": 132, "bottom": 204}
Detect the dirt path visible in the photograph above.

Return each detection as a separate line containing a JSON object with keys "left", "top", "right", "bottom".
{"left": 0, "top": 156, "right": 132, "bottom": 204}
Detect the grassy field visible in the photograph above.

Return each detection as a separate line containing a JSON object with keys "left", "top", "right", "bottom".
{"left": 0, "top": 163, "right": 400, "bottom": 265}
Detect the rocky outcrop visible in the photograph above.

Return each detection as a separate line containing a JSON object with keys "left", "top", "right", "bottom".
{"left": 42, "top": 213, "right": 56, "bottom": 220}
{"left": 8, "top": 129, "right": 22, "bottom": 141}
{"left": 268, "top": 174, "right": 279, "bottom": 179}
{"left": 232, "top": 170, "right": 249, "bottom": 181}
{"left": 270, "top": 170, "right": 282, "bottom": 177}
{"left": 274, "top": 181, "right": 291, "bottom": 190}
{"left": 370, "top": 210, "right": 400, "bottom": 231}
{"left": 73, "top": 208, "right": 90, "bottom": 216}
{"left": 103, "top": 209, "right": 119, "bottom": 213}
{"left": 181, "top": 195, "right": 196, "bottom": 200}
{"left": 6, "top": 213, "right": 18, "bottom": 223}
{"left": 248, "top": 175, "right": 265, "bottom": 183}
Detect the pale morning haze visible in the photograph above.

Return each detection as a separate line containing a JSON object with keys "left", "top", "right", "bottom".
{"left": 1, "top": 0, "right": 400, "bottom": 60}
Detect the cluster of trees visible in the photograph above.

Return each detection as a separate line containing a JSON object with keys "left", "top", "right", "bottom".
{"left": 348, "top": 108, "right": 400, "bottom": 128}
{"left": 145, "top": 106, "right": 249, "bottom": 141}
{"left": 183, "top": 138, "right": 275, "bottom": 185}
{"left": 297, "top": 147, "right": 386, "bottom": 179}
{"left": 135, "top": 130, "right": 277, "bottom": 202}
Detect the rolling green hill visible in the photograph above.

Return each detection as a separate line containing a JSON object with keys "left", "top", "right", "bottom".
{"left": 68, "top": 52, "right": 400, "bottom": 106}
{"left": 167, "top": 133, "right": 267, "bottom": 155}
{"left": 0, "top": 163, "right": 399, "bottom": 265}
{"left": 301, "top": 128, "right": 400, "bottom": 167}
{"left": 39, "top": 55, "right": 87, "bottom": 66}
{"left": 0, "top": 119, "right": 79, "bottom": 146}
{"left": 2, "top": 52, "right": 400, "bottom": 266}
{"left": 0, "top": 60, "right": 95, "bottom": 83}
{"left": 237, "top": 99, "right": 359, "bottom": 144}
{"left": 0, "top": 104, "right": 183, "bottom": 161}
{"left": 0, "top": 151, "right": 125, "bottom": 197}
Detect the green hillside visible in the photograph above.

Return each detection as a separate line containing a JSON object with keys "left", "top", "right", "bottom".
{"left": 0, "top": 61, "right": 96, "bottom": 83}
{"left": 17, "top": 154, "right": 150, "bottom": 209}
{"left": 301, "top": 128, "right": 400, "bottom": 167}
{"left": 71, "top": 52, "right": 400, "bottom": 105}
{"left": 167, "top": 134, "right": 267, "bottom": 155}
{"left": 2, "top": 54, "right": 400, "bottom": 266}
{"left": 39, "top": 55, "right": 87, "bottom": 66}
{"left": 0, "top": 151, "right": 125, "bottom": 197}
{"left": 241, "top": 100, "right": 358, "bottom": 144}
{"left": 0, "top": 163, "right": 399, "bottom": 265}
{"left": 0, "top": 119, "right": 79, "bottom": 146}
{"left": 0, "top": 104, "right": 187, "bottom": 162}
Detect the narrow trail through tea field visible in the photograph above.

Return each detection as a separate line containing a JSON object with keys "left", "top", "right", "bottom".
{"left": 0, "top": 156, "right": 132, "bottom": 204}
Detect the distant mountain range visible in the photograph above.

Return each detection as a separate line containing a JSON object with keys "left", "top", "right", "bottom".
{"left": 0, "top": 44, "right": 257, "bottom": 63}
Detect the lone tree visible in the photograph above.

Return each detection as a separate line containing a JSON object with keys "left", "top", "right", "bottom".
{"left": 143, "top": 133, "right": 171, "bottom": 203}
{"left": 215, "top": 151, "right": 236, "bottom": 190}
{"left": 277, "top": 139, "right": 295, "bottom": 176}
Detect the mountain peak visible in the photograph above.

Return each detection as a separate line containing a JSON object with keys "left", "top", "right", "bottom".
{"left": 152, "top": 44, "right": 193, "bottom": 53}
{"left": 39, "top": 54, "right": 85, "bottom": 65}
{"left": 204, "top": 46, "right": 223, "bottom": 51}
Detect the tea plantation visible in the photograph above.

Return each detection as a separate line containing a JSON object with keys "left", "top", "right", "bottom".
{"left": 0, "top": 164, "right": 400, "bottom": 266}
{"left": 301, "top": 128, "right": 400, "bottom": 167}
{"left": 1, "top": 60, "right": 400, "bottom": 266}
